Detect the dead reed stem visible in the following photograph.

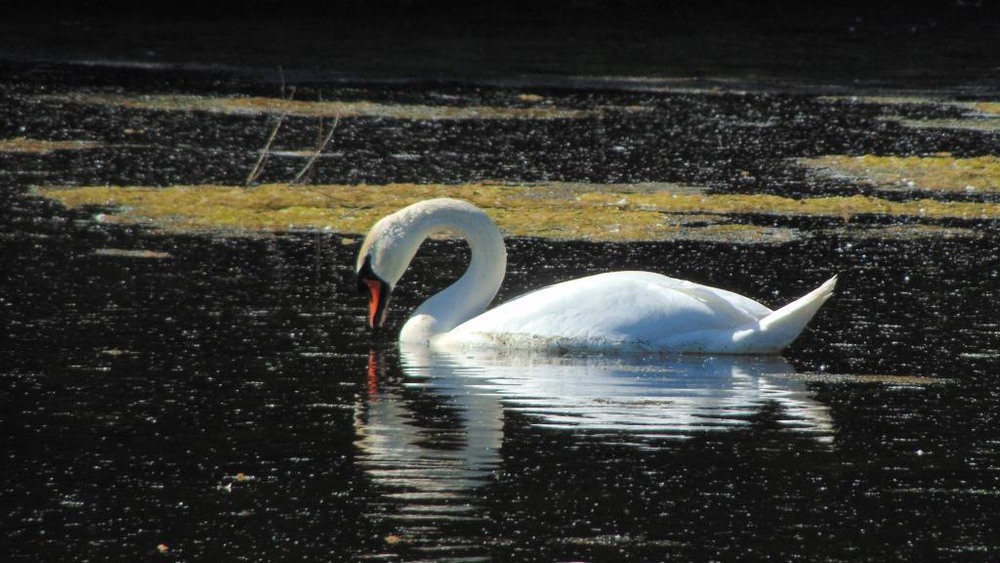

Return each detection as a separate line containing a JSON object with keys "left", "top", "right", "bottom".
{"left": 245, "top": 86, "right": 295, "bottom": 186}
{"left": 292, "top": 114, "right": 340, "bottom": 185}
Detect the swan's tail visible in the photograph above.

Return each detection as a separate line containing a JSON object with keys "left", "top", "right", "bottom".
{"left": 734, "top": 276, "right": 838, "bottom": 353}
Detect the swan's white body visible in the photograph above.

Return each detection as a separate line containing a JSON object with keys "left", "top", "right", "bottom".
{"left": 357, "top": 198, "right": 836, "bottom": 354}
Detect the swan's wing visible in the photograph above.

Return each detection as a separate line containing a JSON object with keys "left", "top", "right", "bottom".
{"left": 446, "top": 271, "right": 772, "bottom": 346}
{"left": 625, "top": 272, "right": 773, "bottom": 321}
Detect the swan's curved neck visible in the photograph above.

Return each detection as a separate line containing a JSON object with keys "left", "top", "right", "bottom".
{"left": 398, "top": 203, "right": 507, "bottom": 344}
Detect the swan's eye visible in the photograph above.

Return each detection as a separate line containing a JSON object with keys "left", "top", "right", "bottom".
{"left": 357, "top": 255, "right": 376, "bottom": 292}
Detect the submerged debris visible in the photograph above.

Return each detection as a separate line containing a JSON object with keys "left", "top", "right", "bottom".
{"left": 791, "top": 373, "right": 952, "bottom": 386}
{"left": 825, "top": 224, "right": 981, "bottom": 240}
{"left": 42, "top": 93, "right": 600, "bottom": 120}
{"left": 889, "top": 117, "right": 1000, "bottom": 133}
{"left": 819, "top": 96, "right": 1000, "bottom": 132}
{"left": 92, "top": 248, "right": 173, "bottom": 259}
{"left": 0, "top": 136, "right": 101, "bottom": 154}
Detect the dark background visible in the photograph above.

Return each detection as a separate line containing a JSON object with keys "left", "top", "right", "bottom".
{"left": 5, "top": 0, "right": 997, "bottom": 18}
{"left": 2, "top": 1, "right": 997, "bottom": 90}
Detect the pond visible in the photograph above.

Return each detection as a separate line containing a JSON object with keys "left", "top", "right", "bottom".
{"left": 2, "top": 59, "right": 999, "bottom": 561}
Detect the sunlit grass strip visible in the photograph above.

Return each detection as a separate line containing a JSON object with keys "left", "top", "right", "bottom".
{"left": 36, "top": 182, "right": 1000, "bottom": 241}
{"left": 45, "top": 93, "right": 596, "bottom": 120}
{"left": 801, "top": 154, "right": 1000, "bottom": 193}
{"left": 0, "top": 136, "right": 101, "bottom": 154}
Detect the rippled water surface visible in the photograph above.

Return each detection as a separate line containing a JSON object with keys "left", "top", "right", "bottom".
{"left": 2, "top": 61, "right": 1000, "bottom": 561}
{"left": 5, "top": 228, "right": 999, "bottom": 561}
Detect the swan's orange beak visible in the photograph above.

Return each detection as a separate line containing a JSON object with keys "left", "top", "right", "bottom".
{"left": 364, "top": 277, "right": 390, "bottom": 330}
{"left": 357, "top": 255, "right": 391, "bottom": 332}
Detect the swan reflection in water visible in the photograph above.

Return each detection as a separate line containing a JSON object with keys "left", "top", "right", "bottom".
{"left": 354, "top": 347, "right": 834, "bottom": 554}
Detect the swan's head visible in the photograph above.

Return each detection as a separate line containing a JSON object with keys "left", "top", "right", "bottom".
{"left": 355, "top": 198, "right": 505, "bottom": 334}
{"left": 355, "top": 206, "right": 428, "bottom": 331}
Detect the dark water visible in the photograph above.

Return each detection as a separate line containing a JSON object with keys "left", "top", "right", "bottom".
{"left": 3, "top": 64, "right": 1000, "bottom": 561}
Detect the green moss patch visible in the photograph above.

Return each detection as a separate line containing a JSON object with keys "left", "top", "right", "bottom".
{"left": 801, "top": 154, "right": 1000, "bottom": 194}
{"left": 0, "top": 136, "right": 101, "bottom": 154}
{"left": 44, "top": 93, "right": 600, "bottom": 120}
{"left": 36, "top": 181, "right": 1000, "bottom": 242}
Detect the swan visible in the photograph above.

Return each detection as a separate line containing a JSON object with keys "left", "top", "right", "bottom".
{"left": 356, "top": 198, "right": 836, "bottom": 354}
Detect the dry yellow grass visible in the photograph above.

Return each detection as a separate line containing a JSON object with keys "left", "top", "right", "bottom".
{"left": 36, "top": 182, "right": 1000, "bottom": 241}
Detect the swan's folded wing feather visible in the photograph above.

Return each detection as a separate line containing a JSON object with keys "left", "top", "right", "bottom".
{"left": 448, "top": 271, "right": 771, "bottom": 345}
{"left": 664, "top": 282, "right": 773, "bottom": 324}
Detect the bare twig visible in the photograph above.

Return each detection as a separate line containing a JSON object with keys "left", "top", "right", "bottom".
{"left": 308, "top": 92, "right": 325, "bottom": 184}
{"left": 245, "top": 114, "right": 285, "bottom": 186}
{"left": 245, "top": 86, "right": 296, "bottom": 187}
{"left": 291, "top": 114, "right": 340, "bottom": 185}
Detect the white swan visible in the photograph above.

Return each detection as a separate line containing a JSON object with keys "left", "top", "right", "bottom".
{"left": 356, "top": 198, "right": 836, "bottom": 354}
